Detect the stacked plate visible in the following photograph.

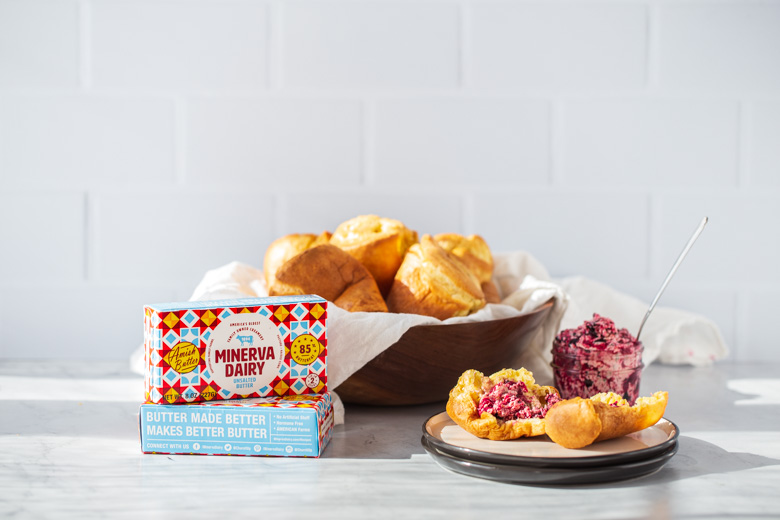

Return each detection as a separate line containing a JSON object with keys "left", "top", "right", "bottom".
{"left": 422, "top": 412, "right": 679, "bottom": 485}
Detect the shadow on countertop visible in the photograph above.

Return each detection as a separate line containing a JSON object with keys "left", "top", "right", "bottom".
{"left": 636, "top": 435, "right": 780, "bottom": 485}
{"left": 323, "top": 401, "right": 444, "bottom": 459}
{"left": 531, "top": 435, "right": 780, "bottom": 490}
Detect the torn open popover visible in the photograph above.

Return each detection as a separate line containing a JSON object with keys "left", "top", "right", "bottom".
{"left": 446, "top": 368, "right": 561, "bottom": 441}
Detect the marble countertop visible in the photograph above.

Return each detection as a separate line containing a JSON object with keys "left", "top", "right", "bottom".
{"left": 1, "top": 359, "right": 779, "bottom": 519}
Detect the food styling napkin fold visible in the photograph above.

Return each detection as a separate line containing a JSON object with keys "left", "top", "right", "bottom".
{"left": 130, "top": 251, "right": 728, "bottom": 423}
{"left": 185, "top": 258, "right": 572, "bottom": 388}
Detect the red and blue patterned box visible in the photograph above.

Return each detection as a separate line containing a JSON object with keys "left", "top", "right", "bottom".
{"left": 144, "top": 296, "right": 328, "bottom": 405}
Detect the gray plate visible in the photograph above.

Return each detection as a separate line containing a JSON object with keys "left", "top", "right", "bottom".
{"left": 422, "top": 436, "right": 679, "bottom": 485}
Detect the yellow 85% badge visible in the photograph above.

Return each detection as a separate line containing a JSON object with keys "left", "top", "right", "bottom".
{"left": 290, "top": 334, "right": 321, "bottom": 365}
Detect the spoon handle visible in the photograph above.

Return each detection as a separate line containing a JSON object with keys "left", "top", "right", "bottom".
{"left": 637, "top": 216, "right": 709, "bottom": 340}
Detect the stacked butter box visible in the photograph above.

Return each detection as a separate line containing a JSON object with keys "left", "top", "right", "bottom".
{"left": 139, "top": 295, "right": 333, "bottom": 457}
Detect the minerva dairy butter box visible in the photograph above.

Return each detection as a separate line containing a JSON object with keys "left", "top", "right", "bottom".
{"left": 144, "top": 296, "right": 327, "bottom": 405}
{"left": 140, "top": 393, "right": 334, "bottom": 457}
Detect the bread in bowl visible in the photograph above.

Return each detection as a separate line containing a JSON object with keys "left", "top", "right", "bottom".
{"left": 434, "top": 233, "right": 500, "bottom": 304}
{"left": 329, "top": 215, "right": 418, "bottom": 297}
{"left": 263, "top": 231, "right": 331, "bottom": 288}
{"left": 386, "top": 234, "right": 486, "bottom": 320}
{"left": 433, "top": 233, "right": 494, "bottom": 284}
{"left": 268, "top": 244, "right": 387, "bottom": 313}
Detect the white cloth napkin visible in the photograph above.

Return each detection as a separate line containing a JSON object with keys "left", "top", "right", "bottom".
{"left": 556, "top": 276, "right": 728, "bottom": 366}
{"left": 130, "top": 251, "right": 729, "bottom": 424}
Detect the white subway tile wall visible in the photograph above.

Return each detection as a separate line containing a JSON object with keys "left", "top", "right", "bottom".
{"left": 0, "top": 191, "right": 85, "bottom": 283}
{"left": 658, "top": 4, "right": 780, "bottom": 91}
{"left": 92, "top": 189, "right": 276, "bottom": 290}
{"left": 283, "top": 2, "right": 460, "bottom": 89}
{"left": 91, "top": 0, "right": 269, "bottom": 90}
{"left": 472, "top": 189, "right": 650, "bottom": 282}
{"left": 0, "top": 0, "right": 777, "bottom": 361}
{"left": 0, "top": 0, "right": 80, "bottom": 88}
{"left": 185, "top": 97, "right": 362, "bottom": 184}
{"left": 373, "top": 98, "right": 550, "bottom": 185}
{"left": 749, "top": 101, "right": 780, "bottom": 187}
{"left": 0, "top": 95, "right": 176, "bottom": 187}
{"left": 469, "top": 3, "right": 648, "bottom": 90}
{"left": 563, "top": 100, "right": 740, "bottom": 187}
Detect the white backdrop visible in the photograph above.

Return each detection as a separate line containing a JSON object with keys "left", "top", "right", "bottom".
{"left": 0, "top": 0, "right": 778, "bottom": 361}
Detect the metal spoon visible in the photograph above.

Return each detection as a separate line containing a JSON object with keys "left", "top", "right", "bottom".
{"left": 636, "top": 216, "right": 709, "bottom": 340}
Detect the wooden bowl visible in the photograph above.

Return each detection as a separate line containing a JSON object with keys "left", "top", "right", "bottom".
{"left": 334, "top": 301, "right": 554, "bottom": 406}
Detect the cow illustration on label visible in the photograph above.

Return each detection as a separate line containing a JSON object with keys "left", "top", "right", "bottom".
{"left": 236, "top": 335, "right": 254, "bottom": 346}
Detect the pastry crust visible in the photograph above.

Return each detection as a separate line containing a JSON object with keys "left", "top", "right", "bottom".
{"left": 329, "top": 215, "right": 418, "bottom": 297}
{"left": 481, "top": 280, "right": 501, "bottom": 304}
{"left": 545, "top": 391, "right": 669, "bottom": 449}
{"left": 386, "top": 235, "right": 486, "bottom": 320}
{"left": 268, "top": 244, "right": 388, "bottom": 313}
{"left": 446, "top": 368, "right": 560, "bottom": 441}
{"left": 263, "top": 232, "right": 331, "bottom": 288}
{"left": 433, "top": 233, "right": 494, "bottom": 284}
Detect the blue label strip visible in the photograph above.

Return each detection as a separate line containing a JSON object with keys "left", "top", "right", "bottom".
{"left": 140, "top": 404, "right": 321, "bottom": 457}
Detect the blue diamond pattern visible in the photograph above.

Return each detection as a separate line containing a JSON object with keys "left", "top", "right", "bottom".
{"left": 292, "top": 304, "right": 307, "bottom": 319}
{"left": 164, "top": 370, "right": 179, "bottom": 384}
{"left": 182, "top": 310, "right": 199, "bottom": 326}
{"left": 292, "top": 380, "right": 305, "bottom": 393}
{"left": 164, "top": 331, "right": 178, "bottom": 346}
{"left": 277, "top": 323, "right": 290, "bottom": 339}
{"left": 259, "top": 307, "right": 271, "bottom": 317}
{"left": 311, "top": 323, "right": 324, "bottom": 337}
